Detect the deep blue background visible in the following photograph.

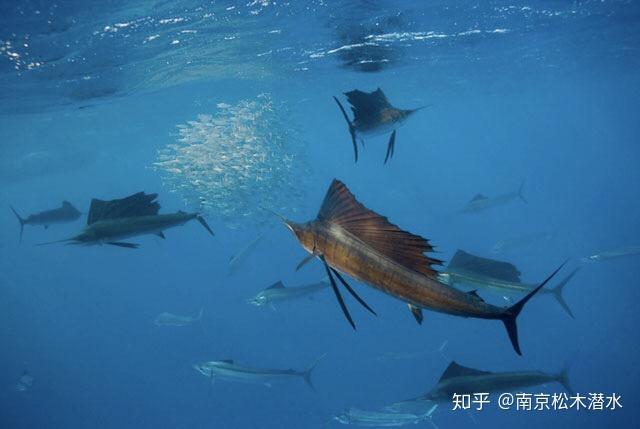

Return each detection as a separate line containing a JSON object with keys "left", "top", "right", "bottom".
{"left": 1, "top": 1, "right": 639, "bottom": 428}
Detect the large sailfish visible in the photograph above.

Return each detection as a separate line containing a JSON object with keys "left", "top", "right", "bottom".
{"left": 333, "top": 88, "right": 424, "bottom": 164}
{"left": 280, "top": 179, "right": 567, "bottom": 355}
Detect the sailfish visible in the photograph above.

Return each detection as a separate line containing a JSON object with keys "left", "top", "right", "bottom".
{"left": 38, "top": 191, "right": 213, "bottom": 248}
{"left": 279, "top": 179, "right": 568, "bottom": 355}
{"left": 333, "top": 88, "right": 423, "bottom": 164}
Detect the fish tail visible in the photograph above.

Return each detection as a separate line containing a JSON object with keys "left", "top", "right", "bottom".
{"left": 551, "top": 268, "right": 580, "bottom": 319}
{"left": 333, "top": 96, "right": 358, "bottom": 162}
{"left": 302, "top": 353, "right": 326, "bottom": 392}
{"left": 500, "top": 261, "right": 568, "bottom": 355}
{"left": 9, "top": 206, "right": 25, "bottom": 243}
{"left": 558, "top": 365, "right": 574, "bottom": 395}
{"left": 518, "top": 180, "right": 527, "bottom": 204}
{"left": 196, "top": 215, "right": 215, "bottom": 236}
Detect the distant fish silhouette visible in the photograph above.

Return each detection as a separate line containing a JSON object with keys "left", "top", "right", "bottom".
{"left": 440, "top": 250, "right": 578, "bottom": 319}
{"left": 402, "top": 361, "right": 573, "bottom": 404}
{"left": 462, "top": 181, "right": 527, "bottom": 214}
{"left": 16, "top": 369, "right": 34, "bottom": 392}
{"left": 10, "top": 201, "right": 81, "bottom": 242}
{"left": 333, "top": 88, "right": 424, "bottom": 164}
{"left": 38, "top": 191, "right": 213, "bottom": 248}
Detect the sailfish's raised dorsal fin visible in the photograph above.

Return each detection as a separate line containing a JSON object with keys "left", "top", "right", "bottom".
{"left": 448, "top": 250, "right": 522, "bottom": 282}
{"left": 345, "top": 88, "right": 394, "bottom": 125}
{"left": 438, "top": 361, "right": 492, "bottom": 382}
{"left": 317, "top": 179, "right": 442, "bottom": 278}
{"left": 87, "top": 192, "right": 160, "bottom": 225}
{"left": 266, "top": 281, "right": 285, "bottom": 290}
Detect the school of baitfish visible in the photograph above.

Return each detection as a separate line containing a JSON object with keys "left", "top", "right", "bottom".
{"left": 12, "top": 86, "right": 637, "bottom": 427}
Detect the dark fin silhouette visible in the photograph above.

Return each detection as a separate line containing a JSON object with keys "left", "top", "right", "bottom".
{"left": 317, "top": 179, "right": 442, "bottom": 278}
{"left": 196, "top": 215, "right": 214, "bottom": 236}
{"left": 408, "top": 304, "right": 423, "bottom": 324}
{"left": 107, "top": 242, "right": 140, "bottom": 249}
{"left": 266, "top": 281, "right": 285, "bottom": 290}
{"left": 88, "top": 192, "right": 159, "bottom": 225}
{"left": 448, "top": 250, "right": 521, "bottom": 282}
{"left": 333, "top": 96, "right": 358, "bottom": 162}
{"left": 302, "top": 354, "right": 326, "bottom": 392}
{"left": 330, "top": 267, "right": 376, "bottom": 316}
{"left": 518, "top": 180, "right": 527, "bottom": 204}
{"left": 321, "top": 256, "right": 355, "bottom": 329}
{"left": 61, "top": 201, "right": 76, "bottom": 209}
{"left": 156, "top": 232, "right": 166, "bottom": 239}
{"left": 470, "top": 194, "right": 488, "bottom": 202}
{"left": 466, "top": 290, "right": 485, "bottom": 303}
{"left": 296, "top": 253, "right": 315, "bottom": 271}
{"left": 219, "top": 359, "right": 234, "bottom": 364}
{"left": 558, "top": 366, "right": 574, "bottom": 395}
{"left": 500, "top": 261, "right": 567, "bottom": 355}
{"left": 345, "top": 88, "right": 393, "bottom": 125}
{"left": 438, "top": 361, "right": 492, "bottom": 382}
{"left": 550, "top": 268, "right": 579, "bottom": 319}
{"left": 383, "top": 129, "right": 397, "bottom": 164}
{"left": 44, "top": 225, "right": 49, "bottom": 229}
{"left": 10, "top": 206, "right": 25, "bottom": 243}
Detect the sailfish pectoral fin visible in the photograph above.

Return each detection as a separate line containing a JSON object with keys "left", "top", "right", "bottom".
{"left": 321, "top": 256, "right": 356, "bottom": 330}
{"left": 295, "top": 253, "right": 316, "bottom": 271}
{"left": 333, "top": 96, "right": 358, "bottom": 162}
{"left": 408, "top": 304, "right": 423, "bottom": 324}
{"left": 384, "top": 130, "right": 397, "bottom": 164}
{"left": 196, "top": 215, "right": 215, "bottom": 236}
{"left": 330, "top": 267, "right": 376, "bottom": 316}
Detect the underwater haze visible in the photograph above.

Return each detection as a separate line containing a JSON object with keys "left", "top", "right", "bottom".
{"left": 1, "top": 1, "right": 639, "bottom": 428}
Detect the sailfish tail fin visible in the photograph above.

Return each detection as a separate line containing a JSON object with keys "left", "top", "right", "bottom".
{"left": 302, "top": 353, "right": 326, "bottom": 392}
{"left": 9, "top": 206, "right": 25, "bottom": 243}
{"left": 558, "top": 365, "right": 574, "bottom": 395}
{"left": 333, "top": 96, "right": 358, "bottom": 162}
{"left": 500, "top": 261, "right": 568, "bottom": 355}
{"left": 551, "top": 268, "right": 579, "bottom": 319}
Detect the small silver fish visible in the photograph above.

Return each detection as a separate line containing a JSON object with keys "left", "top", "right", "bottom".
{"left": 154, "top": 308, "right": 204, "bottom": 327}
{"left": 581, "top": 246, "right": 640, "bottom": 263}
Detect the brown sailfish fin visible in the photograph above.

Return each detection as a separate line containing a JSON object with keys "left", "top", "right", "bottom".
{"left": 317, "top": 179, "right": 442, "bottom": 278}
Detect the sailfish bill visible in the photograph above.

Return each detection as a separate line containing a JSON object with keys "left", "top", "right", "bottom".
{"left": 279, "top": 179, "right": 569, "bottom": 355}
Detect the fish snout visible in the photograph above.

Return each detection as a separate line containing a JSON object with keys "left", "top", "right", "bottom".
{"left": 248, "top": 296, "right": 266, "bottom": 306}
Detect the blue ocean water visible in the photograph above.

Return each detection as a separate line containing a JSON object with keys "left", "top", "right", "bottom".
{"left": 1, "top": 0, "right": 639, "bottom": 428}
